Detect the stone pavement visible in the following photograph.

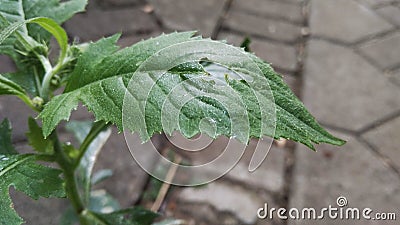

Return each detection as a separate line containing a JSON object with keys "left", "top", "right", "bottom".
{"left": 0, "top": 0, "right": 399, "bottom": 224}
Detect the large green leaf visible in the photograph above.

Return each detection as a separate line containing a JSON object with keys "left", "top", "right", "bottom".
{"left": 0, "top": 154, "right": 65, "bottom": 225}
{"left": 0, "top": 74, "right": 26, "bottom": 97}
{"left": 0, "top": 121, "right": 64, "bottom": 225}
{"left": 0, "top": 119, "right": 17, "bottom": 155}
{"left": 40, "top": 32, "right": 345, "bottom": 149}
{"left": 40, "top": 32, "right": 197, "bottom": 136}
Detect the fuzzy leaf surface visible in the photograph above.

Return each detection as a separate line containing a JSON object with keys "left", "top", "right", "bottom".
{"left": 40, "top": 32, "right": 345, "bottom": 149}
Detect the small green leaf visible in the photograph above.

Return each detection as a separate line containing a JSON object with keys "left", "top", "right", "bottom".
{"left": 74, "top": 122, "right": 111, "bottom": 206}
{"left": 0, "top": 154, "right": 65, "bottom": 225}
{"left": 26, "top": 117, "right": 54, "bottom": 154}
{"left": 65, "top": 120, "right": 93, "bottom": 144}
{"left": 91, "top": 169, "right": 113, "bottom": 185}
{"left": 0, "top": 17, "right": 68, "bottom": 62}
{"left": 60, "top": 206, "right": 79, "bottom": 225}
{"left": 60, "top": 189, "right": 120, "bottom": 225}
{"left": 2, "top": 72, "right": 37, "bottom": 97}
{"left": 0, "top": 74, "right": 37, "bottom": 110}
{"left": 0, "top": 74, "right": 26, "bottom": 98}
{"left": 240, "top": 37, "right": 251, "bottom": 52}
{"left": 88, "top": 189, "right": 120, "bottom": 213}
{"left": 28, "top": 17, "right": 68, "bottom": 62}
{"left": 86, "top": 207, "right": 158, "bottom": 225}
{"left": 0, "top": 119, "right": 17, "bottom": 155}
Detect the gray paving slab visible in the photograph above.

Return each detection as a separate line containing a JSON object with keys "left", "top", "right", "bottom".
{"left": 11, "top": 189, "right": 69, "bottom": 225}
{"left": 117, "top": 31, "right": 163, "bottom": 48}
{"left": 218, "top": 32, "right": 298, "bottom": 72}
{"left": 359, "top": 32, "right": 400, "bottom": 70}
{"left": 376, "top": 4, "right": 400, "bottom": 27}
{"left": 230, "top": 0, "right": 304, "bottom": 23}
{"left": 355, "top": 0, "right": 397, "bottom": 8}
{"left": 166, "top": 134, "right": 287, "bottom": 193}
{"left": 310, "top": 0, "right": 393, "bottom": 43}
{"left": 92, "top": 129, "right": 162, "bottom": 207}
{"left": 0, "top": 96, "right": 35, "bottom": 142}
{"left": 0, "top": 55, "right": 16, "bottom": 73}
{"left": 224, "top": 11, "right": 302, "bottom": 43}
{"left": 178, "top": 182, "right": 275, "bottom": 224}
{"left": 362, "top": 115, "right": 400, "bottom": 171}
{"left": 65, "top": 7, "right": 157, "bottom": 41}
{"left": 389, "top": 69, "right": 400, "bottom": 86}
{"left": 289, "top": 133, "right": 400, "bottom": 225}
{"left": 148, "top": 0, "right": 227, "bottom": 37}
{"left": 303, "top": 39, "right": 400, "bottom": 131}
{"left": 98, "top": 0, "right": 144, "bottom": 7}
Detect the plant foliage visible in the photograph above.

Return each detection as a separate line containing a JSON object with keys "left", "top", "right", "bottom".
{"left": 0, "top": 0, "right": 345, "bottom": 224}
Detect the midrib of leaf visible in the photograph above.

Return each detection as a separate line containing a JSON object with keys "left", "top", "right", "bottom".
{"left": 0, "top": 155, "right": 30, "bottom": 178}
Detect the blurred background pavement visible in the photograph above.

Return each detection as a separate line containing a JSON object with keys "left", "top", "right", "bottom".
{"left": 1, "top": 0, "right": 399, "bottom": 224}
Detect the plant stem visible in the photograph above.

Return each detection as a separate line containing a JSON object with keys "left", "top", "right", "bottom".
{"left": 49, "top": 131, "right": 88, "bottom": 222}
{"left": 151, "top": 153, "right": 182, "bottom": 212}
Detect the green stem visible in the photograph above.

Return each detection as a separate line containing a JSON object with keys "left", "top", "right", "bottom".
{"left": 33, "top": 66, "right": 43, "bottom": 97}
{"left": 17, "top": 94, "right": 39, "bottom": 112}
{"left": 49, "top": 131, "right": 87, "bottom": 219}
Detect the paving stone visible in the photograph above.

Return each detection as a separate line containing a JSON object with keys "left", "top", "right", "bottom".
{"left": 64, "top": 8, "right": 157, "bottom": 41}
{"left": 0, "top": 96, "right": 35, "bottom": 142}
{"left": 224, "top": 11, "right": 302, "bottom": 43}
{"left": 11, "top": 189, "right": 69, "bottom": 225}
{"left": 172, "top": 202, "right": 241, "bottom": 225}
{"left": 167, "top": 134, "right": 286, "bottom": 193}
{"left": 362, "top": 116, "right": 400, "bottom": 171}
{"left": 117, "top": 31, "right": 163, "bottom": 48}
{"left": 303, "top": 39, "right": 400, "bottom": 131}
{"left": 92, "top": 129, "right": 163, "bottom": 207}
{"left": 149, "top": 0, "right": 227, "bottom": 37}
{"left": 98, "top": 0, "right": 144, "bottom": 7}
{"left": 178, "top": 182, "right": 274, "bottom": 224}
{"left": 289, "top": 133, "right": 400, "bottom": 225}
{"left": 223, "top": 140, "right": 286, "bottom": 193}
{"left": 310, "top": 0, "right": 393, "bottom": 43}
{"left": 355, "top": 0, "right": 397, "bottom": 8}
{"left": 359, "top": 32, "right": 400, "bottom": 69}
{"left": 376, "top": 5, "right": 400, "bottom": 27}
{"left": 0, "top": 55, "right": 16, "bottom": 73}
{"left": 389, "top": 69, "right": 400, "bottom": 86}
{"left": 218, "top": 32, "right": 298, "bottom": 72}
{"left": 231, "top": 0, "right": 303, "bottom": 23}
